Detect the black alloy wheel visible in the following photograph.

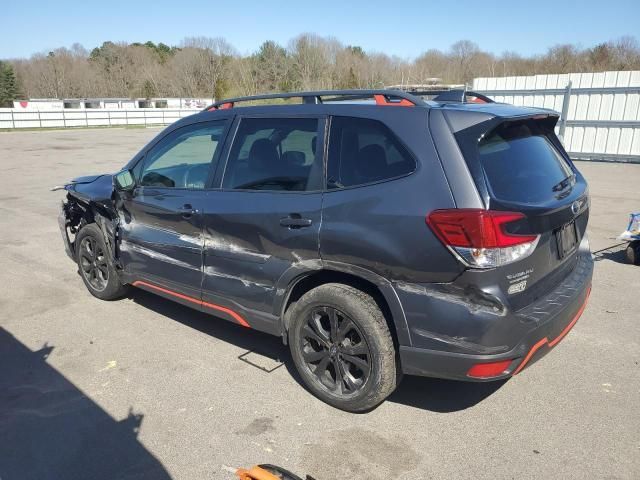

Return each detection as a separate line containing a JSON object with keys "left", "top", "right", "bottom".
{"left": 79, "top": 235, "right": 109, "bottom": 292}
{"left": 300, "top": 305, "right": 371, "bottom": 395}
{"left": 288, "top": 283, "right": 398, "bottom": 411}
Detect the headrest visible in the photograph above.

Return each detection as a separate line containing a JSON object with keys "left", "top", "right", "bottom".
{"left": 356, "top": 144, "right": 387, "bottom": 183}
{"left": 248, "top": 138, "right": 279, "bottom": 171}
{"left": 282, "top": 150, "right": 306, "bottom": 166}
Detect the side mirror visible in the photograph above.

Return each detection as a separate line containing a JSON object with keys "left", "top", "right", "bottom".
{"left": 114, "top": 169, "right": 135, "bottom": 191}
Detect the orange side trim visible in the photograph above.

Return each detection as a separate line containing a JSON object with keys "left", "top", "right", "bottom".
{"left": 207, "top": 102, "right": 234, "bottom": 111}
{"left": 132, "top": 280, "right": 250, "bottom": 328}
{"left": 513, "top": 286, "right": 591, "bottom": 375}
{"left": 373, "top": 94, "right": 415, "bottom": 106}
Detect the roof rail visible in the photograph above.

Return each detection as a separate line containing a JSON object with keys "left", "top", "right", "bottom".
{"left": 404, "top": 88, "right": 494, "bottom": 104}
{"left": 432, "top": 89, "right": 494, "bottom": 104}
{"left": 386, "top": 83, "right": 465, "bottom": 91}
{"left": 204, "top": 89, "right": 427, "bottom": 110}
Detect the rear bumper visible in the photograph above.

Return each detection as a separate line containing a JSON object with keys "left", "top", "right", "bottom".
{"left": 398, "top": 243, "right": 593, "bottom": 381}
{"left": 400, "top": 284, "right": 590, "bottom": 380}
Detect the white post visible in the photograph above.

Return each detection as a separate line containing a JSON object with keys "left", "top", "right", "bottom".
{"left": 558, "top": 80, "right": 572, "bottom": 142}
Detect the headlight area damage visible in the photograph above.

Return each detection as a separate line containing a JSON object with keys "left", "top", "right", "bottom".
{"left": 56, "top": 174, "right": 121, "bottom": 273}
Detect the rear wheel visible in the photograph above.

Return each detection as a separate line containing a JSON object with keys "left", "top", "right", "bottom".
{"left": 75, "top": 223, "right": 128, "bottom": 300}
{"left": 626, "top": 240, "right": 640, "bottom": 266}
{"left": 288, "top": 283, "right": 397, "bottom": 412}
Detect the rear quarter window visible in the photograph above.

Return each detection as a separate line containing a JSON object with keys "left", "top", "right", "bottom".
{"left": 478, "top": 121, "right": 574, "bottom": 203}
{"left": 327, "top": 116, "right": 416, "bottom": 189}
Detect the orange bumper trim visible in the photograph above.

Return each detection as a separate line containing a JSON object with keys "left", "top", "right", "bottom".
{"left": 513, "top": 286, "right": 591, "bottom": 375}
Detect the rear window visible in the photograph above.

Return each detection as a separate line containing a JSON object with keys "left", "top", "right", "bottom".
{"left": 478, "top": 121, "right": 574, "bottom": 203}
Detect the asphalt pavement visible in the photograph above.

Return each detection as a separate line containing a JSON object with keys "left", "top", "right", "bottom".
{"left": 0, "top": 127, "right": 638, "bottom": 479}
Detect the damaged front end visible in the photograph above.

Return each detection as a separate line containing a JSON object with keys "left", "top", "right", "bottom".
{"left": 56, "top": 174, "right": 122, "bottom": 273}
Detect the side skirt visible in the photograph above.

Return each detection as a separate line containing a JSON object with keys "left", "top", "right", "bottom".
{"left": 132, "top": 280, "right": 250, "bottom": 328}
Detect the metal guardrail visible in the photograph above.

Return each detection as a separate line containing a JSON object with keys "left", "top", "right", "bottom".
{"left": 566, "top": 120, "right": 640, "bottom": 128}
{"left": 476, "top": 86, "right": 640, "bottom": 96}
{"left": 0, "top": 108, "right": 198, "bottom": 130}
{"left": 473, "top": 71, "right": 640, "bottom": 163}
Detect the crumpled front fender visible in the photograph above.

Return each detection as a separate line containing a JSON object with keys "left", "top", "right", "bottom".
{"left": 56, "top": 172, "right": 121, "bottom": 273}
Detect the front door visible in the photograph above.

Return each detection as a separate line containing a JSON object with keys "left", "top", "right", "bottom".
{"left": 201, "top": 116, "right": 325, "bottom": 332}
{"left": 119, "top": 121, "right": 228, "bottom": 298}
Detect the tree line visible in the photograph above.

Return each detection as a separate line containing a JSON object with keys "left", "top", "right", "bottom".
{"left": 2, "top": 34, "right": 640, "bottom": 105}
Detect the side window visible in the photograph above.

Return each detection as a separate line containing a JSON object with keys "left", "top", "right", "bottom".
{"left": 140, "top": 122, "right": 226, "bottom": 189}
{"left": 327, "top": 117, "right": 416, "bottom": 188}
{"left": 223, "top": 117, "right": 321, "bottom": 191}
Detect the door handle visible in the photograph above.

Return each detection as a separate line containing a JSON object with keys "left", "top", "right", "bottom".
{"left": 280, "top": 214, "right": 312, "bottom": 229}
{"left": 179, "top": 204, "right": 198, "bottom": 218}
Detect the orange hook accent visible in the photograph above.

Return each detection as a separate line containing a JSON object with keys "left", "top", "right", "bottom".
{"left": 236, "top": 465, "right": 282, "bottom": 480}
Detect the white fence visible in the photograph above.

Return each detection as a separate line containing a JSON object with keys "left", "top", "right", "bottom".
{"left": 473, "top": 71, "right": 640, "bottom": 163}
{"left": 0, "top": 108, "right": 198, "bottom": 129}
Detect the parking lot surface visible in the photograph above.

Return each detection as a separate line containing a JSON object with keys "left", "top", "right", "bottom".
{"left": 1, "top": 128, "right": 639, "bottom": 480}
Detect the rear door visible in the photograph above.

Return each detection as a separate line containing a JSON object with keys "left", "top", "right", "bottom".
{"left": 457, "top": 115, "right": 589, "bottom": 306}
{"left": 119, "top": 120, "right": 228, "bottom": 298}
{"left": 200, "top": 116, "right": 325, "bottom": 331}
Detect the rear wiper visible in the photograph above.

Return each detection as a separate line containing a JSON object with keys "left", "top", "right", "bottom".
{"left": 552, "top": 173, "right": 576, "bottom": 192}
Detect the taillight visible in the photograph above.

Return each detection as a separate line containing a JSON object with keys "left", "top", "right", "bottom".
{"left": 427, "top": 209, "right": 540, "bottom": 269}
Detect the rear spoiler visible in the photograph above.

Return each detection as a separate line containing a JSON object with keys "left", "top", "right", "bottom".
{"left": 488, "top": 113, "right": 561, "bottom": 134}
{"left": 443, "top": 108, "right": 559, "bottom": 134}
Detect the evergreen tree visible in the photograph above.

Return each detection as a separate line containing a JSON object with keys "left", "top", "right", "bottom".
{"left": 0, "top": 61, "right": 20, "bottom": 107}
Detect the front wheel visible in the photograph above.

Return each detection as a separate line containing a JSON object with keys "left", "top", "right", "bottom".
{"left": 288, "top": 283, "right": 398, "bottom": 412}
{"left": 75, "top": 223, "right": 128, "bottom": 300}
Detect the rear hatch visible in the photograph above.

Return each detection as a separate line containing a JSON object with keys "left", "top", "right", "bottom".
{"left": 451, "top": 111, "right": 589, "bottom": 309}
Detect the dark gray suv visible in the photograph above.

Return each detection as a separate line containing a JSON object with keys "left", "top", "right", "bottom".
{"left": 58, "top": 90, "right": 593, "bottom": 411}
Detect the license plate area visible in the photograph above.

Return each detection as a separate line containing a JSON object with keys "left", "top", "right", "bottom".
{"left": 556, "top": 220, "right": 578, "bottom": 259}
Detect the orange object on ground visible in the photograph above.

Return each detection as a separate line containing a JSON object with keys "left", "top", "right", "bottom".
{"left": 236, "top": 464, "right": 308, "bottom": 480}
{"left": 236, "top": 466, "right": 282, "bottom": 480}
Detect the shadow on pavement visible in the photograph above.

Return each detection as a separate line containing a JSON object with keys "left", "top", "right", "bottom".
{"left": 388, "top": 376, "right": 506, "bottom": 412}
{"left": 0, "top": 327, "right": 171, "bottom": 480}
{"left": 131, "top": 289, "right": 504, "bottom": 413}
{"left": 592, "top": 242, "right": 627, "bottom": 264}
{"left": 130, "top": 289, "right": 290, "bottom": 364}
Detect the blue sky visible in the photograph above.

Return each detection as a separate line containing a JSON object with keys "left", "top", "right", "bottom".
{"left": 3, "top": 0, "right": 639, "bottom": 59}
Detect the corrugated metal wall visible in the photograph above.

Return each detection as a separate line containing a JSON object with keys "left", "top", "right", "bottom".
{"left": 473, "top": 71, "right": 640, "bottom": 163}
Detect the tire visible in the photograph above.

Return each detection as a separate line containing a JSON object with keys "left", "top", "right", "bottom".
{"left": 626, "top": 240, "right": 640, "bottom": 266}
{"left": 75, "top": 223, "right": 128, "bottom": 300}
{"left": 287, "top": 283, "right": 398, "bottom": 412}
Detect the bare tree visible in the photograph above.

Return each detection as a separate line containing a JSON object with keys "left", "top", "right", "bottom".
{"left": 6, "top": 34, "right": 640, "bottom": 100}
{"left": 177, "top": 37, "right": 235, "bottom": 100}
{"left": 289, "top": 34, "right": 334, "bottom": 90}
{"left": 450, "top": 40, "right": 482, "bottom": 83}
